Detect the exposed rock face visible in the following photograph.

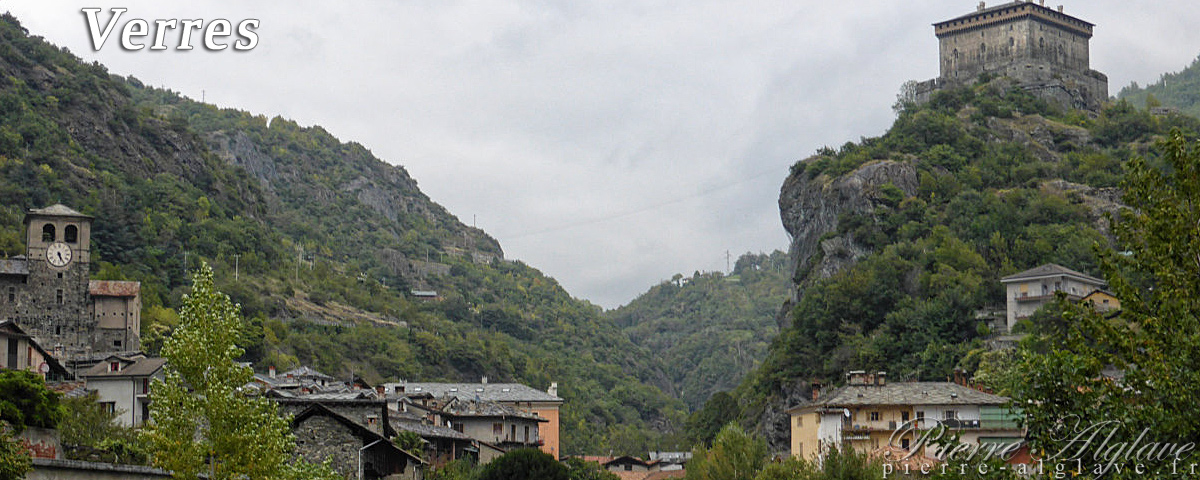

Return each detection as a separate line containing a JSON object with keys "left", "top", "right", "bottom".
{"left": 778, "top": 160, "right": 918, "bottom": 294}
{"left": 207, "top": 131, "right": 279, "bottom": 191}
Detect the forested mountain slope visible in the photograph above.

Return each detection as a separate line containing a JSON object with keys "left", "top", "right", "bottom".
{"left": 1119, "top": 54, "right": 1200, "bottom": 117}
{"left": 609, "top": 251, "right": 790, "bottom": 411}
{"left": 0, "top": 13, "right": 684, "bottom": 455}
{"left": 701, "top": 78, "right": 1200, "bottom": 452}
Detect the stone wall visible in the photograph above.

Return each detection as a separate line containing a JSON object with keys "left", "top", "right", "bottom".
{"left": 26, "top": 458, "right": 171, "bottom": 480}
{"left": 294, "top": 415, "right": 360, "bottom": 478}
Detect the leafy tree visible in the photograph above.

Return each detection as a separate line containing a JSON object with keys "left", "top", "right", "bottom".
{"left": 393, "top": 430, "right": 424, "bottom": 457}
{"left": 685, "top": 424, "right": 767, "bottom": 480}
{"left": 0, "top": 370, "right": 62, "bottom": 432}
{"left": 562, "top": 457, "right": 620, "bottom": 480}
{"left": 139, "top": 262, "right": 338, "bottom": 480}
{"left": 59, "top": 391, "right": 145, "bottom": 464}
{"left": 0, "top": 430, "right": 31, "bottom": 480}
{"left": 1012, "top": 130, "right": 1200, "bottom": 477}
{"left": 476, "top": 449, "right": 568, "bottom": 480}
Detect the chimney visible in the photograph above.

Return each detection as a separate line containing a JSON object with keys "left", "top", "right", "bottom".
{"left": 268, "top": 366, "right": 276, "bottom": 378}
{"left": 547, "top": 382, "right": 558, "bottom": 397}
{"left": 481, "top": 376, "right": 487, "bottom": 384}
{"left": 1056, "top": 5, "right": 1063, "bottom": 13}
{"left": 810, "top": 381, "right": 821, "bottom": 402}
{"left": 977, "top": 1, "right": 986, "bottom": 12}
{"left": 1039, "top": 0, "right": 1045, "bottom": 6}
{"left": 876, "top": 372, "right": 887, "bottom": 387}
{"left": 847, "top": 370, "right": 868, "bottom": 386}
{"left": 953, "top": 368, "right": 966, "bottom": 386}
{"left": 376, "top": 385, "right": 385, "bottom": 397}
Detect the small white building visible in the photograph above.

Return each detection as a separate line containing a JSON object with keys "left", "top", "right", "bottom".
{"left": 80, "top": 354, "right": 165, "bottom": 427}
{"left": 1000, "top": 264, "right": 1105, "bottom": 332}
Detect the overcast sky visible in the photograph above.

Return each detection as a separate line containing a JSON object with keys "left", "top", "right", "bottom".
{"left": 5, "top": 1, "right": 1198, "bottom": 308}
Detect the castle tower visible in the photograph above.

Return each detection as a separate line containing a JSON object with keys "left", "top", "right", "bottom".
{"left": 924, "top": 1, "right": 1108, "bottom": 111}
{"left": 14, "top": 205, "right": 93, "bottom": 356}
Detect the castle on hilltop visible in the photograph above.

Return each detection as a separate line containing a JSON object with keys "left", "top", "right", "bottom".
{"left": 916, "top": 1, "right": 1109, "bottom": 111}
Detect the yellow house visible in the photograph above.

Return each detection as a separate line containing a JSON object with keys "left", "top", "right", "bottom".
{"left": 1081, "top": 290, "right": 1120, "bottom": 313}
{"left": 788, "top": 371, "right": 1022, "bottom": 461}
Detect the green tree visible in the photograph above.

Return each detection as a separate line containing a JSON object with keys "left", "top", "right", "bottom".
{"left": 685, "top": 424, "right": 767, "bottom": 480}
{"left": 0, "top": 430, "right": 31, "bottom": 480}
{"left": 139, "top": 262, "right": 338, "bottom": 480}
{"left": 59, "top": 391, "right": 145, "bottom": 464}
{"left": 562, "top": 457, "right": 620, "bottom": 480}
{"left": 477, "top": 449, "right": 568, "bottom": 480}
{"left": 1012, "top": 130, "right": 1200, "bottom": 477}
{"left": 0, "top": 370, "right": 62, "bottom": 432}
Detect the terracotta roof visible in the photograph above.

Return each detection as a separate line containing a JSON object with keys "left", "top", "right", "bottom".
{"left": 792, "top": 382, "right": 1009, "bottom": 410}
{"left": 1000, "top": 263, "right": 1105, "bottom": 285}
{"left": 0, "top": 258, "right": 28, "bottom": 276}
{"left": 88, "top": 280, "right": 141, "bottom": 297}
{"left": 644, "top": 471, "right": 686, "bottom": 480}
{"left": 397, "top": 382, "right": 562, "bottom": 403}
{"left": 81, "top": 356, "right": 166, "bottom": 378}
{"left": 27, "top": 204, "right": 92, "bottom": 219}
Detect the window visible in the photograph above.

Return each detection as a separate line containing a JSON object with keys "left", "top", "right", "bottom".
{"left": 510, "top": 425, "right": 516, "bottom": 442}
{"left": 6, "top": 338, "right": 16, "bottom": 369}
{"left": 902, "top": 411, "right": 910, "bottom": 422}
{"left": 367, "top": 416, "right": 378, "bottom": 427}
{"left": 114, "top": 340, "right": 122, "bottom": 348}
{"left": 870, "top": 411, "right": 880, "bottom": 421}
{"left": 625, "top": 464, "right": 632, "bottom": 471}
{"left": 110, "top": 361, "right": 120, "bottom": 372}
{"left": 101, "top": 402, "right": 116, "bottom": 414}
{"left": 142, "top": 378, "right": 150, "bottom": 394}
{"left": 6, "top": 287, "right": 12, "bottom": 303}
{"left": 493, "top": 423, "right": 503, "bottom": 437}
{"left": 41, "top": 224, "right": 55, "bottom": 242}
{"left": 944, "top": 410, "right": 958, "bottom": 420}
{"left": 796, "top": 416, "right": 802, "bottom": 427}
{"left": 56, "top": 289, "right": 63, "bottom": 305}
{"left": 64, "top": 225, "right": 78, "bottom": 243}
{"left": 902, "top": 438, "right": 911, "bottom": 449}
{"left": 916, "top": 411, "right": 925, "bottom": 420}
{"left": 524, "top": 426, "right": 530, "bottom": 442}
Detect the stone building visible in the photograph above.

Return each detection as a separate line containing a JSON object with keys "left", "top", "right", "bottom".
{"left": 918, "top": 1, "right": 1108, "bottom": 111}
{"left": 0, "top": 205, "right": 141, "bottom": 361}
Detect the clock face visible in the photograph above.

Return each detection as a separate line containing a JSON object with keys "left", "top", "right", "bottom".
{"left": 46, "top": 242, "right": 72, "bottom": 267}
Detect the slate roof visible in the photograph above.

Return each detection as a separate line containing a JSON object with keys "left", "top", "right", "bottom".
{"left": 793, "top": 382, "right": 1009, "bottom": 411}
{"left": 398, "top": 382, "right": 562, "bottom": 403}
{"left": 81, "top": 356, "right": 166, "bottom": 378}
{"left": 281, "top": 366, "right": 336, "bottom": 380}
{"left": 1000, "top": 263, "right": 1105, "bottom": 285}
{"left": 390, "top": 417, "right": 473, "bottom": 441}
{"left": 0, "top": 258, "right": 28, "bottom": 276}
{"left": 88, "top": 280, "right": 140, "bottom": 297}
{"left": 440, "top": 398, "right": 546, "bottom": 421}
{"left": 27, "top": 204, "right": 92, "bottom": 219}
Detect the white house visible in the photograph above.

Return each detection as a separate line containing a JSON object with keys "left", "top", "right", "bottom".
{"left": 1000, "top": 264, "right": 1106, "bottom": 332}
{"left": 80, "top": 354, "right": 166, "bottom": 427}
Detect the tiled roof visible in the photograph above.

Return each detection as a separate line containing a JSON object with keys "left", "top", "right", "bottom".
{"left": 281, "top": 366, "right": 336, "bottom": 380}
{"left": 28, "top": 204, "right": 91, "bottom": 218}
{"left": 397, "top": 382, "right": 562, "bottom": 403}
{"left": 81, "top": 356, "right": 166, "bottom": 378}
{"left": 1000, "top": 264, "right": 1104, "bottom": 285}
{"left": 88, "top": 280, "right": 141, "bottom": 297}
{"left": 390, "top": 417, "right": 473, "bottom": 441}
{"left": 0, "top": 258, "right": 28, "bottom": 276}
{"left": 796, "top": 382, "right": 1008, "bottom": 410}
{"left": 441, "top": 398, "right": 544, "bottom": 421}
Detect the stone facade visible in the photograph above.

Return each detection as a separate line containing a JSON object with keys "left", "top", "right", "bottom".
{"left": 0, "top": 205, "right": 140, "bottom": 361}
{"left": 918, "top": 1, "right": 1108, "bottom": 111}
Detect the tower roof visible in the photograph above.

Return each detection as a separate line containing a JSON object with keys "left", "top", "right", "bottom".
{"left": 934, "top": 1, "right": 1094, "bottom": 39}
{"left": 26, "top": 204, "right": 93, "bottom": 220}
{"left": 1000, "top": 263, "right": 1105, "bottom": 285}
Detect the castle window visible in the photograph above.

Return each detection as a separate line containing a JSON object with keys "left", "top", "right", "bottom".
{"left": 6, "top": 287, "right": 12, "bottom": 303}
{"left": 41, "top": 224, "right": 55, "bottom": 242}
{"left": 64, "top": 225, "right": 78, "bottom": 243}
{"left": 56, "top": 289, "right": 63, "bottom": 305}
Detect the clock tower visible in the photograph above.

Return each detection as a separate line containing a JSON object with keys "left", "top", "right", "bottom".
{"left": 20, "top": 204, "right": 93, "bottom": 355}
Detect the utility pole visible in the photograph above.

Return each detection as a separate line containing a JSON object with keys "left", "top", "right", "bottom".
{"left": 726, "top": 250, "right": 731, "bottom": 274}
{"left": 296, "top": 249, "right": 301, "bottom": 280}
{"left": 233, "top": 254, "right": 240, "bottom": 282}
{"left": 183, "top": 251, "right": 189, "bottom": 276}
